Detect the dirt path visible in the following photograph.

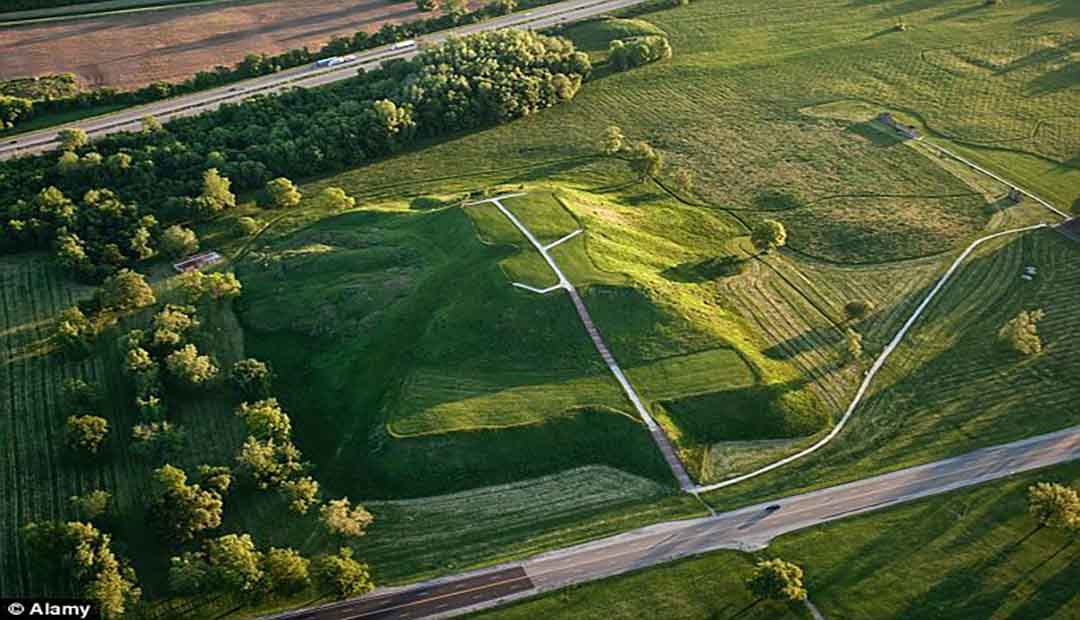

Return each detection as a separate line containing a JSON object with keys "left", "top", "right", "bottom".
{"left": 467, "top": 194, "right": 695, "bottom": 491}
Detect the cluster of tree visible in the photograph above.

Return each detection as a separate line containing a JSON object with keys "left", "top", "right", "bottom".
{"left": 998, "top": 308, "right": 1046, "bottom": 356}
{"left": 20, "top": 520, "right": 141, "bottom": 619}
{"left": 170, "top": 536, "right": 373, "bottom": 601}
{"left": 3, "top": 30, "right": 590, "bottom": 282}
{"left": 608, "top": 35, "right": 673, "bottom": 71}
{"left": 744, "top": 557, "right": 807, "bottom": 610}
{"left": 0, "top": 0, "right": 558, "bottom": 131}
{"left": 1027, "top": 481, "right": 1079, "bottom": 533}
{"left": 600, "top": 126, "right": 664, "bottom": 181}
{"left": 62, "top": 378, "right": 110, "bottom": 457}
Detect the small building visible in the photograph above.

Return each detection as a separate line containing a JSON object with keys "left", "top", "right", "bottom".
{"left": 876, "top": 113, "right": 920, "bottom": 139}
{"left": 173, "top": 251, "right": 223, "bottom": 273}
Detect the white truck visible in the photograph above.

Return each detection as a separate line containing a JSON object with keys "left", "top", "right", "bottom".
{"left": 391, "top": 39, "right": 417, "bottom": 51}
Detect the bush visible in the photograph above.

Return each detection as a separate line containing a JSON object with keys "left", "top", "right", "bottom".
{"left": 160, "top": 225, "right": 199, "bottom": 259}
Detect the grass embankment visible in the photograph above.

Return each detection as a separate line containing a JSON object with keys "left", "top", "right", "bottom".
{"left": 475, "top": 461, "right": 1080, "bottom": 620}
{"left": 702, "top": 228, "right": 1080, "bottom": 508}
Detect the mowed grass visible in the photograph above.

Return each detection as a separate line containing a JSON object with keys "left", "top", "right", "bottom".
{"left": 237, "top": 205, "right": 689, "bottom": 499}
{"left": 393, "top": 348, "right": 754, "bottom": 435}
{"left": 0, "top": 254, "right": 256, "bottom": 600}
{"left": 474, "top": 461, "right": 1080, "bottom": 620}
{"left": 703, "top": 227, "right": 1080, "bottom": 509}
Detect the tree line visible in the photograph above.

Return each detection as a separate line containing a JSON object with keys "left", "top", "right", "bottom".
{"left": 1, "top": 29, "right": 591, "bottom": 281}
{"left": 29, "top": 268, "right": 380, "bottom": 618}
{"left": 0, "top": 0, "right": 551, "bottom": 131}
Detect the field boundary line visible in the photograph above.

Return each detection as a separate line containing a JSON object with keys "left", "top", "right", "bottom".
{"left": 916, "top": 139, "right": 1070, "bottom": 220}
{"left": 465, "top": 193, "right": 695, "bottom": 491}
{"left": 692, "top": 222, "right": 1050, "bottom": 493}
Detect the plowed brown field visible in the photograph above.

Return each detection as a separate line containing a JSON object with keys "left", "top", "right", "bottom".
{"left": 0, "top": 0, "right": 430, "bottom": 90}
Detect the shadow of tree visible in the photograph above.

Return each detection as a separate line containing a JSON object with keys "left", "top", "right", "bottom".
{"left": 662, "top": 255, "right": 749, "bottom": 283}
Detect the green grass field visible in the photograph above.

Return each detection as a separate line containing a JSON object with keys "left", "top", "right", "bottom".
{"left": 4, "top": 0, "right": 1078, "bottom": 614}
{"left": 474, "top": 461, "right": 1080, "bottom": 620}
{"left": 0, "top": 254, "right": 255, "bottom": 602}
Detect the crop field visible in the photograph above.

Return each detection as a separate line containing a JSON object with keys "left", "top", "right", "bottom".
{"left": 475, "top": 461, "right": 1080, "bottom": 620}
{"left": 0, "top": 0, "right": 438, "bottom": 90}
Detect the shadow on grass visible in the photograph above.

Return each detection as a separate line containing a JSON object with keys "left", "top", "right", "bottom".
{"left": 662, "top": 255, "right": 749, "bottom": 283}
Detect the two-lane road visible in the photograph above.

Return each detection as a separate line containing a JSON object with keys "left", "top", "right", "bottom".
{"left": 0, "top": 0, "right": 651, "bottom": 160}
{"left": 268, "top": 426, "right": 1080, "bottom": 620}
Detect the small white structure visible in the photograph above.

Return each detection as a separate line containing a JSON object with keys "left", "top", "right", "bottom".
{"left": 173, "top": 251, "right": 223, "bottom": 273}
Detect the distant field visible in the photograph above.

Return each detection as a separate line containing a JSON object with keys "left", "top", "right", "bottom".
{"left": 475, "top": 461, "right": 1080, "bottom": 620}
{"left": 0, "top": 0, "right": 434, "bottom": 89}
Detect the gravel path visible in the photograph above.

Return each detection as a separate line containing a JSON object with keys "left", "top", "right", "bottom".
{"left": 468, "top": 194, "right": 695, "bottom": 491}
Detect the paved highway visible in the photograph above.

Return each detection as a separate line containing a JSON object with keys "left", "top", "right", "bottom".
{"left": 0, "top": 0, "right": 650, "bottom": 160}
{"left": 266, "top": 426, "right": 1080, "bottom": 620}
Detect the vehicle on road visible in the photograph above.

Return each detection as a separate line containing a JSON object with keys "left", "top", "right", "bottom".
{"left": 765, "top": 504, "right": 781, "bottom": 512}
{"left": 314, "top": 56, "right": 347, "bottom": 68}
{"left": 391, "top": 39, "right": 417, "bottom": 50}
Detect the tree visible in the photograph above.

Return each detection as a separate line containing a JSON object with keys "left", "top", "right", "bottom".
{"left": 198, "top": 168, "right": 237, "bottom": 216}
{"left": 315, "top": 186, "right": 356, "bottom": 211}
{"left": 489, "top": 0, "right": 516, "bottom": 14}
{"left": 628, "top": 141, "right": 662, "bottom": 181}
{"left": 66, "top": 415, "right": 109, "bottom": 455}
{"left": 745, "top": 558, "right": 807, "bottom": 606}
{"left": 1027, "top": 482, "right": 1080, "bottom": 532}
{"left": 313, "top": 547, "right": 374, "bottom": 599}
{"left": 265, "top": 177, "right": 302, "bottom": 209}
{"left": 179, "top": 271, "right": 243, "bottom": 303}
{"left": 236, "top": 399, "right": 292, "bottom": 442}
{"left": 165, "top": 344, "right": 219, "bottom": 387}
{"left": 320, "top": 497, "right": 374, "bottom": 539}
{"left": 169, "top": 552, "right": 210, "bottom": 594}
{"left": 673, "top": 168, "right": 694, "bottom": 193}
{"left": 204, "top": 272, "right": 243, "bottom": 300}
{"left": 150, "top": 464, "right": 224, "bottom": 542}
{"left": 844, "top": 300, "right": 872, "bottom": 323}
{"left": 141, "top": 115, "right": 163, "bottom": 133}
{"left": 197, "top": 464, "right": 233, "bottom": 495}
{"left": 999, "top": 309, "right": 1046, "bottom": 356}
{"left": 125, "top": 345, "right": 155, "bottom": 375}
{"left": 21, "top": 521, "right": 141, "bottom": 619}
{"left": 58, "top": 128, "right": 89, "bottom": 151}
{"left": 601, "top": 125, "right": 624, "bottom": 155}
{"left": 100, "top": 269, "right": 156, "bottom": 311}
{"left": 160, "top": 225, "right": 199, "bottom": 259}
{"left": 235, "top": 216, "right": 260, "bottom": 236}
{"left": 416, "top": 0, "right": 439, "bottom": 10}
{"left": 151, "top": 304, "right": 199, "bottom": 349}
{"left": 71, "top": 490, "right": 111, "bottom": 521}
{"left": 55, "top": 307, "right": 96, "bottom": 355}
{"left": 263, "top": 547, "right": 311, "bottom": 594}
{"left": 845, "top": 328, "right": 863, "bottom": 364}
{"left": 281, "top": 476, "right": 320, "bottom": 515}
{"left": 205, "top": 533, "right": 264, "bottom": 596}
{"left": 750, "top": 219, "right": 787, "bottom": 255}
{"left": 235, "top": 436, "right": 304, "bottom": 490}
{"left": 447, "top": 0, "right": 468, "bottom": 16}
{"left": 231, "top": 358, "right": 273, "bottom": 399}
{"left": 132, "top": 421, "right": 186, "bottom": 460}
